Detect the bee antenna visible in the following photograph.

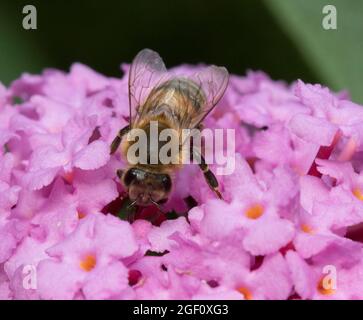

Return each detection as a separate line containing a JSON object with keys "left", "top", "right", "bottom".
{"left": 150, "top": 197, "right": 165, "bottom": 214}
{"left": 127, "top": 199, "right": 138, "bottom": 209}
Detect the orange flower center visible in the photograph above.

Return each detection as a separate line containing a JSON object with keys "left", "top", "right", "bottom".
{"left": 80, "top": 254, "right": 97, "bottom": 272}
{"left": 301, "top": 224, "right": 314, "bottom": 234}
{"left": 245, "top": 204, "right": 264, "bottom": 219}
{"left": 352, "top": 188, "right": 363, "bottom": 201}
{"left": 317, "top": 277, "right": 336, "bottom": 295}
{"left": 78, "top": 211, "right": 86, "bottom": 219}
{"left": 237, "top": 287, "right": 253, "bottom": 300}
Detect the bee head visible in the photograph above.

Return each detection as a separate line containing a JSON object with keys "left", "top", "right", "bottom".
{"left": 122, "top": 168, "right": 172, "bottom": 206}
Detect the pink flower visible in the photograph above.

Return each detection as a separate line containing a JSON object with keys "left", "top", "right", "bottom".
{"left": 291, "top": 159, "right": 363, "bottom": 262}
{"left": 0, "top": 153, "right": 21, "bottom": 212}
{"left": 22, "top": 115, "right": 110, "bottom": 190}
{"left": 148, "top": 217, "right": 192, "bottom": 252}
{"left": 0, "top": 268, "right": 12, "bottom": 300}
{"left": 0, "top": 217, "right": 18, "bottom": 264}
{"left": 0, "top": 59, "right": 363, "bottom": 300}
{"left": 36, "top": 214, "right": 138, "bottom": 299}
{"left": 286, "top": 250, "right": 363, "bottom": 299}
{"left": 72, "top": 166, "right": 119, "bottom": 216}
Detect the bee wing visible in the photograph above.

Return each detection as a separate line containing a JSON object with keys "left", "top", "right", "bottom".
{"left": 187, "top": 65, "right": 229, "bottom": 129}
{"left": 128, "top": 49, "right": 170, "bottom": 127}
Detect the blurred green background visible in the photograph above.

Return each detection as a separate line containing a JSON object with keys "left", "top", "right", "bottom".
{"left": 0, "top": 0, "right": 362, "bottom": 102}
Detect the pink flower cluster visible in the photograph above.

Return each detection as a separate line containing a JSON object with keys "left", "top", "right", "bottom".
{"left": 0, "top": 62, "right": 363, "bottom": 300}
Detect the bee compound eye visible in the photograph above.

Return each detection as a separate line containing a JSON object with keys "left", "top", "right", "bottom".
{"left": 123, "top": 169, "right": 138, "bottom": 186}
{"left": 161, "top": 175, "right": 172, "bottom": 192}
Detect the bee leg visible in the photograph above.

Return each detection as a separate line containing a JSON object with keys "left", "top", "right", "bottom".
{"left": 200, "top": 162, "right": 223, "bottom": 199}
{"left": 192, "top": 147, "right": 223, "bottom": 200}
{"left": 110, "top": 124, "right": 130, "bottom": 155}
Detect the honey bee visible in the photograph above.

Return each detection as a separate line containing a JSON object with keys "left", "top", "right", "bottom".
{"left": 110, "top": 49, "right": 229, "bottom": 208}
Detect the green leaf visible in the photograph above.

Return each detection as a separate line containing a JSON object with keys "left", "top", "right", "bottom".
{"left": 264, "top": 0, "right": 363, "bottom": 103}
{"left": 0, "top": 3, "right": 51, "bottom": 85}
